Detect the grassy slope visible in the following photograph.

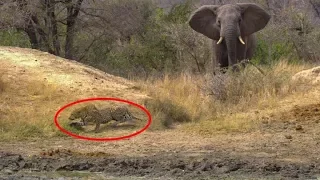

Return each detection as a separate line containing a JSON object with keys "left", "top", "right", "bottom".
{"left": 0, "top": 47, "right": 148, "bottom": 140}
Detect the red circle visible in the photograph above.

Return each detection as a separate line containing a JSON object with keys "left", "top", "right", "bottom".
{"left": 54, "top": 97, "right": 152, "bottom": 142}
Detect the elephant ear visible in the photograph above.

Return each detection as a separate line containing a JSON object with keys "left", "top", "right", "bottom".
{"left": 238, "top": 3, "right": 271, "bottom": 36}
{"left": 188, "top": 5, "right": 220, "bottom": 40}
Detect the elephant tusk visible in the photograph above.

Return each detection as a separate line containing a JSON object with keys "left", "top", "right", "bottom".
{"left": 217, "top": 37, "right": 223, "bottom": 44}
{"left": 239, "top": 36, "right": 246, "bottom": 45}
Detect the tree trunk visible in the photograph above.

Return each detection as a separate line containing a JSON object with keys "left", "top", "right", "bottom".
{"left": 20, "top": 26, "right": 39, "bottom": 49}
{"left": 31, "top": 15, "right": 52, "bottom": 53}
{"left": 45, "top": 0, "right": 61, "bottom": 56}
{"left": 65, "top": 0, "right": 84, "bottom": 60}
{"left": 309, "top": 0, "right": 320, "bottom": 18}
{"left": 65, "top": 6, "right": 75, "bottom": 60}
{"left": 16, "top": 0, "right": 39, "bottom": 49}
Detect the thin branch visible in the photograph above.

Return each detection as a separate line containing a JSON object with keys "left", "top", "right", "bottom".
{"left": 309, "top": 0, "right": 320, "bottom": 18}
{"left": 79, "top": 33, "right": 106, "bottom": 61}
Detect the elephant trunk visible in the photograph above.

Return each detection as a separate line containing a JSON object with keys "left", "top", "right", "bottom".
{"left": 224, "top": 28, "right": 238, "bottom": 68}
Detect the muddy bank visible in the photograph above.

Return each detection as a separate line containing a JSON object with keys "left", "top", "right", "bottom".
{"left": 1, "top": 150, "right": 319, "bottom": 180}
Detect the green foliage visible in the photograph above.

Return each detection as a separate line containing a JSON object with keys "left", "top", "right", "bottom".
{"left": 253, "top": 39, "right": 296, "bottom": 65}
{"left": 164, "top": 0, "right": 193, "bottom": 23}
{"left": 104, "top": 2, "right": 194, "bottom": 77}
{"left": 109, "top": 34, "right": 170, "bottom": 74}
{"left": 1, "top": 0, "right": 318, "bottom": 78}
{"left": 77, "top": 33, "right": 114, "bottom": 67}
{"left": 0, "top": 29, "right": 31, "bottom": 48}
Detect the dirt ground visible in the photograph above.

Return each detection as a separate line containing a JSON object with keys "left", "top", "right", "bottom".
{"left": 1, "top": 103, "right": 320, "bottom": 179}
{"left": 1, "top": 47, "right": 320, "bottom": 179}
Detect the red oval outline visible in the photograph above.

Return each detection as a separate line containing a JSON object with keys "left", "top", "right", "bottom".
{"left": 54, "top": 97, "right": 152, "bottom": 142}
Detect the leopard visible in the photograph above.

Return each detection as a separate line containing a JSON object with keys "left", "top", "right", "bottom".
{"left": 68, "top": 104, "right": 142, "bottom": 133}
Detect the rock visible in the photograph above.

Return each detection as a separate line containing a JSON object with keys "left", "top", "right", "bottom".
{"left": 295, "top": 125, "right": 303, "bottom": 131}
{"left": 285, "top": 135, "right": 293, "bottom": 139}
{"left": 4, "top": 169, "right": 13, "bottom": 175}
{"left": 292, "top": 66, "right": 320, "bottom": 85}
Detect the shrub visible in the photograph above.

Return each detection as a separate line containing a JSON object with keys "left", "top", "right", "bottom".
{"left": 140, "top": 73, "right": 216, "bottom": 129}
{"left": 205, "top": 60, "right": 307, "bottom": 113}
{"left": 0, "top": 29, "right": 31, "bottom": 47}
{"left": 144, "top": 98, "right": 191, "bottom": 129}
{"left": 86, "top": 0, "right": 206, "bottom": 78}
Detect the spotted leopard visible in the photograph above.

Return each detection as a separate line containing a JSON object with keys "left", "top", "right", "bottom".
{"left": 69, "top": 104, "right": 141, "bottom": 132}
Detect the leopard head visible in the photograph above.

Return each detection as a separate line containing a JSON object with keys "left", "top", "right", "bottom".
{"left": 69, "top": 108, "right": 84, "bottom": 120}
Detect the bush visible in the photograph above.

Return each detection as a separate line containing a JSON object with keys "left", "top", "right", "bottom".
{"left": 75, "top": 0, "right": 159, "bottom": 78}
{"left": 0, "top": 29, "right": 31, "bottom": 47}
{"left": 105, "top": 6, "right": 181, "bottom": 78}
{"left": 144, "top": 98, "right": 191, "bottom": 129}
{"left": 205, "top": 61, "right": 307, "bottom": 112}
{"left": 82, "top": 0, "right": 207, "bottom": 78}
{"left": 140, "top": 73, "right": 216, "bottom": 129}
{"left": 253, "top": 36, "right": 297, "bottom": 65}
{"left": 253, "top": 6, "right": 320, "bottom": 65}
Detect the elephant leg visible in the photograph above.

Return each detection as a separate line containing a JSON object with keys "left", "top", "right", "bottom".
{"left": 219, "top": 53, "right": 229, "bottom": 69}
{"left": 240, "top": 35, "right": 256, "bottom": 69}
{"left": 236, "top": 40, "right": 247, "bottom": 69}
{"left": 214, "top": 43, "right": 228, "bottom": 73}
{"left": 246, "top": 35, "right": 256, "bottom": 60}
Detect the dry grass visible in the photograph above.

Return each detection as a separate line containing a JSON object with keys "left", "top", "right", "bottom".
{"left": 0, "top": 71, "right": 145, "bottom": 140}
{"left": 0, "top": 47, "right": 147, "bottom": 141}
{"left": 140, "top": 60, "right": 312, "bottom": 134}
{"left": 0, "top": 46, "right": 315, "bottom": 140}
{"left": 0, "top": 75, "right": 4, "bottom": 93}
{"left": 138, "top": 73, "right": 215, "bottom": 130}
{"left": 206, "top": 60, "right": 310, "bottom": 113}
{"left": 0, "top": 74, "right": 146, "bottom": 140}
{"left": 0, "top": 77, "right": 71, "bottom": 140}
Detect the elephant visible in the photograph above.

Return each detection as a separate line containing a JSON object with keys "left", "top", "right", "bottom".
{"left": 188, "top": 3, "right": 271, "bottom": 71}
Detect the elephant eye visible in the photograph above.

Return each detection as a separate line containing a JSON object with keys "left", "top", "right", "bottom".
{"left": 217, "top": 20, "right": 221, "bottom": 27}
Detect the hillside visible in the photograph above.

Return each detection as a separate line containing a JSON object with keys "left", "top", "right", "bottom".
{"left": 0, "top": 46, "right": 149, "bottom": 139}
{"left": 1, "top": 47, "right": 320, "bottom": 179}
{"left": 0, "top": 47, "right": 147, "bottom": 100}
